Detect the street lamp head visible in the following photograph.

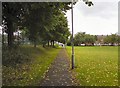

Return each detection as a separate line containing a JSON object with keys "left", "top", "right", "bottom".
{"left": 84, "top": 0, "right": 94, "bottom": 6}
{"left": 88, "top": 1, "right": 94, "bottom": 6}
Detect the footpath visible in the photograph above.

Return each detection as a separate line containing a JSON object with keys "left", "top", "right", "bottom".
{"left": 40, "top": 48, "right": 78, "bottom": 86}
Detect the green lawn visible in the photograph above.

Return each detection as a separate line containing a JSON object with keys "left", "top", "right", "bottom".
{"left": 66, "top": 46, "right": 118, "bottom": 86}
{"left": 2, "top": 45, "right": 61, "bottom": 86}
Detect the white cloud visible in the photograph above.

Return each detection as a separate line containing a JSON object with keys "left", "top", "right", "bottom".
{"left": 66, "top": 1, "right": 118, "bottom": 35}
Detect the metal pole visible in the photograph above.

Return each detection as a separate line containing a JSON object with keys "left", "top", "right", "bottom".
{"left": 71, "top": 0, "right": 75, "bottom": 69}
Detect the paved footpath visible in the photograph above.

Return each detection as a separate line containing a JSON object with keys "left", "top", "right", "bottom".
{"left": 40, "top": 48, "right": 78, "bottom": 86}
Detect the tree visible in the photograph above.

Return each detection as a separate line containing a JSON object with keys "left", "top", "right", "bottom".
{"left": 73, "top": 32, "right": 86, "bottom": 46}
{"left": 22, "top": 2, "right": 72, "bottom": 47}
{"left": 84, "top": 34, "right": 95, "bottom": 46}
{"left": 104, "top": 34, "right": 118, "bottom": 46}
{"left": 2, "top": 1, "right": 93, "bottom": 48}
{"left": 118, "top": 36, "right": 120, "bottom": 46}
{"left": 73, "top": 32, "right": 96, "bottom": 46}
{"left": 2, "top": 2, "right": 26, "bottom": 48}
{"left": 49, "top": 12, "right": 70, "bottom": 46}
{"left": 104, "top": 35, "right": 110, "bottom": 44}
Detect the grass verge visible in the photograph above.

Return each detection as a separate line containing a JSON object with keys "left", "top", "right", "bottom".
{"left": 2, "top": 45, "right": 61, "bottom": 86}
{"left": 66, "top": 46, "right": 118, "bottom": 86}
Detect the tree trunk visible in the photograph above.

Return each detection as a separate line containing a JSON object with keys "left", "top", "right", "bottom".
{"left": 2, "top": 29, "right": 4, "bottom": 45}
{"left": 7, "top": 21, "right": 14, "bottom": 48}
{"left": 53, "top": 40, "right": 54, "bottom": 47}
{"left": 51, "top": 40, "right": 52, "bottom": 47}
{"left": 34, "top": 40, "right": 37, "bottom": 48}
{"left": 111, "top": 43, "right": 114, "bottom": 46}
{"left": 34, "top": 43, "right": 36, "bottom": 48}
{"left": 43, "top": 44, "right": 45, "bottom": 48}
{"left": 17, "top": 31, "right": 20, "bottom": 45}
{"left": 48, "top": 40, "right": 49, "bottom": 47}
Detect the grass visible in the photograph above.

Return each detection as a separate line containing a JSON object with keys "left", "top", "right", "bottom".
{"left": 2, "top": 45, "right": 61, "bottom": 86}
{"left": 66, "top": 46, "right": 118, "bottom": 86}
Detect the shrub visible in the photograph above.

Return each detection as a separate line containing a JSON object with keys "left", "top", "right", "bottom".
{"left": 2, "top": 46, "right": 29, "bottom": 67}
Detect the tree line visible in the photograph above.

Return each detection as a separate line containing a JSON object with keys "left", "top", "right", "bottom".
{"left": 2, "top": 1, "right": 93, "bottom": 48}
{"left": 67, "top": 32, "right": 120, "bottom": 46}
{"left": 2, "top": 2, "right": 72, "bottom": 48}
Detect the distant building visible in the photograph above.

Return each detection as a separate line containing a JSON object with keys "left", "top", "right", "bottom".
{"left": 95, "top": 34, "right": 120, "bottom": 46}
{"left": 95, "top": 35, "right": 107, "bottom": 46}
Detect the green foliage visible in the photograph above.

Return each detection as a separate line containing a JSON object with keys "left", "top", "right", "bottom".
{"left": 2, "top": 45, "right": 60, "bottom": 86}
{"left": 73, "top": 32, "right": 96, "bottom": 46}
{"left": 50, "top": 12, "right": 71, "bottom": 44}
{"left": 84, "top": 34, "right": 95, "bottom": 45}
{"left": 2, "top": 47, "right": 29, "bottom": 67}
{"left": 66, "top": 46, "right": 118, "bottom": 86}
{"left": 67, "top": 40, "right": 71, "bottom": 46}
{"left": 104, "top": 34, "right": 118, "bottom": 45}
{"left": 2, "top": 2, "right": 26, "bottom": 47}
{"left": 74, "top": 32, "right": 85, "bottom": 46}
{"left": 118, "top": 36, "right": 120, "bottom": 44}
{"left": 2, "top": 2, "right": 72, "bottom": 47}
{"left": 2, "top": 1, "right": 93, "bottom": 48}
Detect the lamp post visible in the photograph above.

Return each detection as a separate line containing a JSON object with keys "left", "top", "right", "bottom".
{"left": 71, "top": 0, "right": 93, "bottom": 69}
{"left": 71, "top": 0, "right": 75, "bottom": 69}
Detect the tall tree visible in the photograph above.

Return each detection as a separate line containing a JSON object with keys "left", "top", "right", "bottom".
{"left": 2, "top": 2, "right": 27, "bottom": 47}
{"left": 2, "top": 1, "right": 93, "bottom": 48}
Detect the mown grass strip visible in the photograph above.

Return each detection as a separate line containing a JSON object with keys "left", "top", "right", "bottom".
{"left": 66, "top": 46, "right": 118, "bottom": 86}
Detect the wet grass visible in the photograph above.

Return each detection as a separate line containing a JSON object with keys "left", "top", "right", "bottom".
{"left": 66, "top": 46, "right": 118, "bottom": 86}
{"left": 2, "top": 45, "right": 61, "bottom": 86}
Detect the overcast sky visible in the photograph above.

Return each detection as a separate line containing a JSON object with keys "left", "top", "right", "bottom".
{"left": 0, "top": 1, "right": 119, "bottom": 35}
{"left": 66, "top": 0, "right": 119, "bottom": 35}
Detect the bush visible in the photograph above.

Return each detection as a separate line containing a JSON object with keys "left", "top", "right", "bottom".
{"left": 2, "top": 46, "right": 29, "bottom": 67}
